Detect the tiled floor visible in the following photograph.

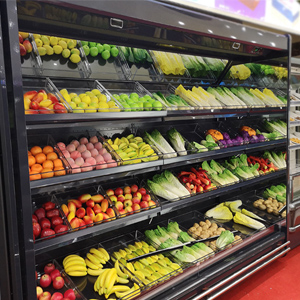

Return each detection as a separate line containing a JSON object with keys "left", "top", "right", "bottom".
{"left": 216, "top": 245, "right": 300, "bottom": 300}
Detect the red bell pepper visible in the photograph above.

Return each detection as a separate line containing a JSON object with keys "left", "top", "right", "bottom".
{"left": 178, "top": 171, "right": 193, "bottom": 178}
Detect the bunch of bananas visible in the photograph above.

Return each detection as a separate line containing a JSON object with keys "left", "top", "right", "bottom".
{"left": 63, "top": 254, "right": 87, "bottom": 277}
{"left": 85, "top": 248, "right": 110, "bottom": 276}
{"left": 93, "top": 260, "right": 141, "bottom": 299}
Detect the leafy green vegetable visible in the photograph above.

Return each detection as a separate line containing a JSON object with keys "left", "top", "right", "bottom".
{"left": 216, "top": 230, "right": 235, "bottom": 249}
{"left": 205, "top": 204, "right": 233, "bottom": 220}
{"left": 167, "top": 128, "right": 187, "bottom": 155}
{"left": 233, "top": 212, "right": 266, "bottom": 230}
{"left": 147, "top": 179, "right": 179, "bottom": 201}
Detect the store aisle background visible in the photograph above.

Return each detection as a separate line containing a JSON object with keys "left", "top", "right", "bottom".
{"left": 216, "top": 245, "right": 300, "bottom": 300}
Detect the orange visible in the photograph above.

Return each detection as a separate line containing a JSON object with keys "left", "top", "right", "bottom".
{"left": 43, "top": 146, "right": 54, "bottom": 155}
{"left": 28, "top": 155, "right": 36, "bottom": 167}
{"left": 46, "top": 152, "right": 58, "bottom": 161}
{"left": 53, "top": 158, "right": 63, "bottom": 168}
{"left": 31, "top": 164, "right": 43, "bottom": 173}
{"left": 42, "top": 160, "right": 54, "bottom": 170}
{"left": 35, "top": 153, "right": 47, "bottom": 164}
{"left": 28, "top": 151, "right": 32, "bottom": 156}
{"left": 30, "top": 146, "right": 42, "bottom": 156}
{"left": 41, "top": 168, "right": 54, "bottom": 178}
{"left": 29, "top": 171, "right": 41, "bottom": 181}
{"left": 54, "top": 167, "right": 66, "bottom": 176}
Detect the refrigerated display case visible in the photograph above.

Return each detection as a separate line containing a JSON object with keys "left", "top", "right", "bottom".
{"left": 0, "top": 0, "right": 292, "bottom": 299}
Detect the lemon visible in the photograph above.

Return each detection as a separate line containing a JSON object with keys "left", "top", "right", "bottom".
{"left": 82, "top": 95, "right": 91, "bottom": 105}
{"left": 69, "top": 102, "right": 77, "bottom": 109}
{"left": 50, "top": 36, "right": 58, "bottom": 46}
{"left": 37, "top": 46, "right": 46, "bottom": 56}
{"left": 72, "top": 96, "right": 81, "bottom": 105}
{"left": 67, "top": 40, "right": 76, "bottom": 49}
{"left": 90, "top": 102, "right": 99, "bottom": 108}
{"left": 78, "top": 102, "right": 88, "bottom": 109}
{"left": 63, "top": 94, "right": 71, "bottom": 103}
{"left": 69, "top": 93, "right": 78, "bottom": 98}
{"left": 33, "top": 34, "right": 41, "bottom": 40}
{"left": 85, "top": 106, "right": 97, "bottom": 113}
{"left": 98, "top": 94, "right": 107, "bottom": 102}
{"left": 35, "top": 39, "right": 43, "bottom": 47}
{"left": 73, "top": 108, "right": 84, "bottom": 113}
{"left": 91, "top": 89, "right": 101, "bottom": 96}
{"left": 79, "top": 93, "right": 86, "bottom": 99}
{"left": 71, "top": 48, "right": 80, "bottom": 56}
{"left": 90, "top": 96, "right": 98, "bottom": 103}
{"left": 59, "top": 40, "right": 67, "bottom": 49}
{"left": 98, "top": 102, "right": 109, "bottom": 112}
{"left": 70, "top": 54, "right": 81, "bottom": 64}
{"left": 60, "top": 89, "right": 68, "bottom": 95}
{"left": 44, "top": 45, "right": 54, "bottom": 55}
{"left": 107, "top": 101, "right": 115, "bottom": 108}
{"left": 53, "top": 45, "right": 63, "bottom": 54}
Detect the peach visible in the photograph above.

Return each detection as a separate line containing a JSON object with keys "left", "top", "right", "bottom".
{"left": 85, "top": 157, "right": 96, "bottom": 166}
{"left": 89, "top": 136, "right": 98, "bottom": 144}
{"left": 103, "top": 153, "right": 112, "bottom": 162}
{"left": 81, "top": 162, "right": 93, "bottom": 172}
{"left": 94, "top": 142, "right": 103, "bottom": 150}
{"left": 75, "top": 157, "right": 84, "bottom": 166}
{"left": 79, "top": 137, "right": 88, "bottom": 145}
{"left": 70, "top": 151, "right": 81, "bottom": 160}
{"left": 57, "top": 142, "right": 66, "bottom": 150}
{"left": 90, "top": 149, "right": 99, "bottom": 157}
{"left": 70, "top": 140, "right": 79, "bottom": 148}
{"left": 62, "top": 150, "right": 70, "bottom": 158}
{"left": 82, "top": 150, "right": 91, "bottom": 160}
{"left": 70, "top": 164, "right": 81, "bottom": 173}
{"left": 66, "top": 144, "right": 76, "bottom": 153}
{"left": 86, "top": 143, "right": 94, "bottom": 150}
{"left": 98, "top": 148, "right": 107, "bottom": 156}
{"left": 106, "top": 159, "right": 117, "bottom": 168}
{"left": 96, "top": 162, "right": 107, "bottom": 170}
{"left": 94, "top": 155, "right": 104, "bottom": 163}
{"left": 77, "top": 144, "right": 87, "bottom": 153}
{"left": 66, "top": 157, "right": 75, "bottom": 165}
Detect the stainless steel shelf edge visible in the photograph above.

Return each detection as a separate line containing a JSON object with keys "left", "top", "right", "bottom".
{"left": 289, "top": 144, "right": 300, "bottom": 150}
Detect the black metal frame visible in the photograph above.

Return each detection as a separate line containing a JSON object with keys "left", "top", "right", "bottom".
{"left": 0, "top": 0, "right": 291, "bottom": 299}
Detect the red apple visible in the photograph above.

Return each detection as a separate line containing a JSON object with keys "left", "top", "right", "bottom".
{"left": 64, "top": 289, "right": 76, "bottom": 300}
{"left": 117, "top": 195, "right": 125, "bottom": 202}
{"left": 39, "top": 291, "right": 51, "bottom": 300}
{"left": 32, "top": 214, "right": 38, "bottom": 223}
{"left": 90, "top": 194, "right": 104, "bottom": 203}
{"left": 19, "top": 33, "right": 23, "bottom": 43}
{"left": 35, "top": 208, "right": 46, "bottom": 220}
{"left": 142, "top": 194, "right": 151, "bottom": 202}
{"left": 124, "top": 199, "right": 132, "bottom": 207}
{"left": 138, "top": 188, "right": 147, "bottom": 196}
{"left": 44, "top": 263, "right": 55, "bottom": 274}
{"left": 50, "top": 269, "right": 61, "bottom": 281}
{"left": 124, "top": 186, "right": 131, "bottom": 194}
{"left": 93, "top": 204, "right": 102, "bottom": 214}
{"left": 125, "top": 206, "right": 134, "bottom": 215}
{"left": 53, "top": 276, "right": 65, "bottom": 290}
{"left": 106, "top": 189, "right": 114, "bottom": 196}
{"left": 83, "top": 216, "right": 93, "bottom": 227}
{"left": 86, "top": 199, "right": 95, "bottom": 208}
{"left": 133, "top": 192, "right": 142, "bottom": 200}
{"left": 76, "top": 207, "right": 86, "bottom": 218}
{"left": 115, "top": 201, "right": 123, "bottom": 211}
{"left": 39, "top": 274, "right": 51, "bottom": 288}
{"left": 140, "top": 201, "right": 149, "bottom": 210}
{"left": 39, "top": 218, "right": 51, "bottom": 229}
{"left": 148, "top": 200, "right": 157, "bottom": 208}
{"left": 78, "top": 194, "right": 91, "bottom": 203}
{"left": 109, "top": 195, "right": 117, "bottom": 203}
{"left": 78, "top": 218, "right": 86, "bottom": 229}
{"left": 118, "top": 209, "right": 126, "bottom": 217}
{"left": 132, "top": 203, "right": 141, "bottom": 211}
{"left": 36, "top": 286, "right": 43, "bottom": 299}
{"left": 51, "top": 216, "right": 63, "bottom": 227}
{"left": 51, "top": 292, "right": 63, "bottom": 300}
{"left": 124, "top": 193, "right": 132, "bottom": 200}
{"left": 114, "top": 187, "right": 123, "bottom": 196}
{"left": 132, "top": 197, "right": 140, "bottom": 205}
{"left": 131, "top": 185, "right": 138, "bottom": 193}
{"left": 33, "top": 222, "right": 41, "bottom": 237}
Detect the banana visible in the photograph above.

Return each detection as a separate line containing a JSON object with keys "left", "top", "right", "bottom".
{"left": 94, "top": 274, "right": 101, "bottom": 292}
{"left": 126, "top": 134, "right": 134, "bottom": 139}
{"left": 140, "top": 144, "right": 151, "bottom": 152}
{"left": 114, "top": 260, "right": 128, "bottom": 279}
{"left": 85, "top": 258, "right": 101, "bottom": 270}
{"left": 117, "top": 276, "right": 129, "bottom": 284}
{"left": 90, "top": 248, "right": 106, "bottom": 264}
{"left": 107, "top": 139, "right": 113, "bottom": 145}
{"left": 144, "top": 149, "right": 154, "bottom": 156}
{"left": 65, "top": 265, "right": 87, "bottom": 273}
{"left": 138, "top": 142, "right": 146, "bottom": 148}
{"left": 64, "top": 259, "right": 86, "bottom": 269}
{"left": 99, "top": 269, "right": 111, "bottom": 295}
{"left": 134, "top": 137, "right": 143, "bottom": 142}
{"left": 114, "top": 137, "right": 120, "bottom": 145}
{"left": 67, "top": 271, "right": 87, "bottom": 277}
{"left": 118, "top": 249, "right": 127, "bottom": 258}
{"left": 135, "top": 241, "right": 143, "bottom": 249}
{"left": 134, "top": 270, "right": 145, "bottom": 280}
{"left": 115, "top": 285, "right": 136, "bottom": 299}
{"left": 87, "top": 253, "right": 101, "bottom": 265}
{"left": 105, "top": 268, "right": 117, "bottom": 295}
{"left": 63, "top": 255, "right": 84, "bottom": 265}
{"left": 121, "top": 137, "right": 129, "bottom": 144}
{"left": 129, "top": 143, "right": 138, "bottom": 149}
{"left": 98, "top": 248, "right": 110, "bottom": 261}
{"left": 88, "top": 268, "right": 105, "bottom": 276}
{"left": 111, "top": 144, "right": 118, "bottom": 150}
{"left": 118, "top": 142, "right": 127, "bottom": 150}
{"left": 127, "top": 262, "right": 135, "bottom": 273}
{"left": 110, "top": 285, "right": 131, "bottom": 294}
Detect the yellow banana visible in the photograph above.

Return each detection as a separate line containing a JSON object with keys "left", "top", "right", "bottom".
{"left": 85, "top": 258, "right": 101, "bottom": 270}
{"left": 63, "top": 255, "right": 84, "bottom": 265}
{"left": 110, "top": 285, "right": 130, "bottom": 294}
{"left": 114, "top": 260, "right": 128, "bottom": 279}
{"left": 117, "top": 276, "right": 129, "bottom": 284}
{"left": 67, "top": 271, "right": 87, "bottom": 277}
{"left": 90, "top": 248, "right": 106, "bottom": 264}
{"left": 104, "top": 268, "right": 117, "bottom": 294}
{"left": 99, "top": 269, "right": 111, "bottom": 295}
{"left": 64, "top": 259, "right": 86, "bottom": 270}
{"left": 106, "top": 271, "right": 118, "bottom": 296}
{"left": 88, "top": 268, "right": 105, "bottom": 276}
{"left": 115, "top": 286, "right": 136, "bottom": 299}
{"left": 127, "top": 262, "right": 135, "bottom": 273}
{"left": 98, "top": 248, "right": 110, "bottom": 261}
{"left": 87, "top": 253, "right": 101, "bottom": 265}
{"left": 65, "top": 265, "right": 87, "bottom": 273}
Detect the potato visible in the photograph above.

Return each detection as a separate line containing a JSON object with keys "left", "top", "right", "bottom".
{"left": 268, "top": 197, "right": 273, "bottom": 201}
{"left": 212, "top": 231, "right": 219, "bottom": 236}
{"left": 199, "top": 221, "right": 206, "bottom": 227}
{"left": 200, "top": 233, "right": 209, "bottom": 239}
{"left": 282, "top": 211, "right": 286, "bottom": 218}
{"left": 253, "top": 202, "right": 260, "bottom": 208}
{"left": 265, "top": 200, "right": 272, "bottom": 205}
{"left": 189, "top": 227, "right": 196, "bottom": 233}
{"left": 210, "top": 223, "right": 218, "bottom": 230}
{"left": 195, "top": 229, "right": 202, "bottom": 236}
{"left": 259, "top": 204, "right": 267, "bottom": 210}
{"left": 267, "top": 208, "right": 273, "bottom": 214}
{"left": 193, "top": 223, "right": 200, "bottom": 228}
{"left": 205, "top": 219, "right": 211, "bottom": 227}
{"left": 272, "top": 199, "right": 278, "bottom": 205}
{"left": 273, "top": 210, "right": 279, "bottom": 216}
{"left": 202, "top": 224, "right": 209, "bottom": 231}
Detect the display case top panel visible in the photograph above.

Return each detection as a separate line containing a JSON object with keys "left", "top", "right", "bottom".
{"left": 17, "top": 0, "right": 288, "bottom": 63}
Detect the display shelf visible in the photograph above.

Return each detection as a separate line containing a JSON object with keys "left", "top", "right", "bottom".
{"left": 290, "top": 101, "right": 300, "bottom": 107}
{"left": 290, "top": 121, "right": 300, "bottom": 127}
{"left": 289, "top": 144, "right": 300, "bottom": 151}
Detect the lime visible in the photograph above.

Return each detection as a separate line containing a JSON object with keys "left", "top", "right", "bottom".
{"left": 113, "top": 94, "right": 121, "bottom": 101}
{"left": 53, "top": 45, "right": 63, "bottom": 54}
{"left": 110, "top": 45, "right": 116, "bottom": 48}
{"left": 122, "top": 103, "right": 131, "bottom": 111}
{"left": 137, "top": 101, "right": 144, "bottom": 110}
{"left": 62, "top": 49, "right": 71, "bottom": 58}
{"left": 90, "top": 46, "right": 98, "bottom": 57}
{"left": 144, "top": 95, "right": 152, "bottom": 100}
{"left": 153, "top": 101, "right": 163, "bottom": 111}
{"left": 69, "top": 102, "right": 77, "bottom": 109}
{"left": 130, "top": 103, "right": 137, "bottom": 111}
{"left": 81, "top": 41, "right": 88, "bottom": 46}
{"left": 110, "top": 47, "right": 119, "bottom": 57}
{"left": 70, "top": 54, "right": 81, "bottom": 63}
{"left": 101, "top": 50, "right": 110, "bottom": 60}
{"left": 120, "top": 94, "right": 129, "bottom": 101}
{"left": 139, "top": 97, "right": 145, "bottom": 102}
{"left": 103, "top": 44, "right": 110, "bottom": 51}
{"left": 72, "top": 96, "right": 81, "bottom": 105}
{"left": 67, "top": 40, "right": 76, "bottom": 49}
{"left": 130, "top": 93, "right": 139, "bottom": 99}
{"left": 78, "top": 102, "right": 88, "bottom": 109}
{"left": 143, "top": 102, "right": 152, "bottom": 111}
{"left": 89, "top": 42, "right": 96, "bottom": 47}
{"left": 82, "top": 45, "right": 90, "bottom": 56}
{"left": 96, "top": 43, "right": 104, "bottom": 53}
